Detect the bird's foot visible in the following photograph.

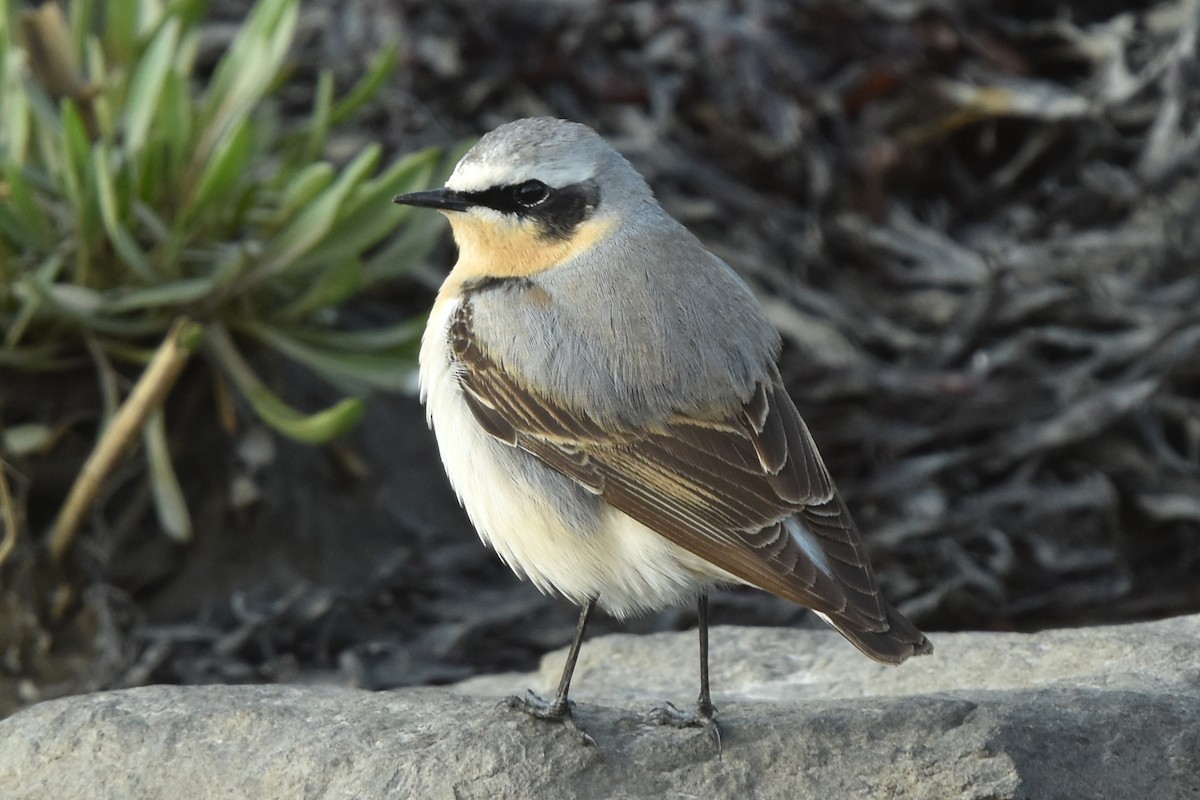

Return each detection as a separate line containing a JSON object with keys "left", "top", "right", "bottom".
{"left": 646, "top": 700, "right": 722, "bottom": 752}
{"left": 503, "top": 690, "right": 597, "bottom": 747}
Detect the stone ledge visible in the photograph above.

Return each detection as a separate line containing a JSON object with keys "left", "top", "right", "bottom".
{"left": 2, "top": 616, "right": 1198, "bottom": 799}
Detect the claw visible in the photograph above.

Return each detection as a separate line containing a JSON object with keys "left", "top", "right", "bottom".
{"left": 646, "top": 700, "right": 722, "bottom": 755}
{"left": 504, "top": 690, "right": 597, "bottom": 747}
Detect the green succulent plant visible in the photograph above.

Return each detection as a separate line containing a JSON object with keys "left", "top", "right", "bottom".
{"left": 0, "top": 0, "right": 450, "bottom": 557}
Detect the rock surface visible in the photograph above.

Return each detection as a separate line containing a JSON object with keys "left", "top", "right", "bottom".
{"left": 3, "top": 616, "right": 1199, "bottom": 799}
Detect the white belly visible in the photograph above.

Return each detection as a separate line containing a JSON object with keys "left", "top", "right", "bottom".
{"left": 419, "top": 296, "right": 731, "bottom": 618}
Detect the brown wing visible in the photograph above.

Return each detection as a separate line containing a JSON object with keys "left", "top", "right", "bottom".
{"left": 449, "top": 303, "right": 930, "bottom": 660}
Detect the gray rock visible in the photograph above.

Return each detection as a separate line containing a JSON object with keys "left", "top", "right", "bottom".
{"left": 3, "top": 616, "right": 1199, "bottom": 799}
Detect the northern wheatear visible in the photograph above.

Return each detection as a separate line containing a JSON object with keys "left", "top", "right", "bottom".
{"left": 395, "top": 117, "right": 931, "bottom": 747}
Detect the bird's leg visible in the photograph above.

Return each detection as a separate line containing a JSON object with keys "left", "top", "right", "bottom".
{"left": 504, "top": 596, "right": 597, "bottom": 746}
{"left": 647, "top": 592, "right": 722, "bottom": 750}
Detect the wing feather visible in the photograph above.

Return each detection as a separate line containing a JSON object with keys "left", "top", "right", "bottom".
{"left": 447, "top": 300, "right": 933, "bottom": 658}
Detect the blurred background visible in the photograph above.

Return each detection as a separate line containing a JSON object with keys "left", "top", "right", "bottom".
{"left": 2, "top": 0, "right": 1199, "bottom": 717}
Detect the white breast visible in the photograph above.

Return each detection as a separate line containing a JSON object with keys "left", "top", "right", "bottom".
{"left": 419, "top": 295, "right": 737, "bottom": 617}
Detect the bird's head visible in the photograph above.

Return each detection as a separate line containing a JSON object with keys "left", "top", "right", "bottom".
{"left": 394, "top": 118, "right": 652, "bottom": 279}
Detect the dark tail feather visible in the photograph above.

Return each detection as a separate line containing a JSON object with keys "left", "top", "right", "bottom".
{"left": 826, "top": 601, "right": 932, "bottom": 665}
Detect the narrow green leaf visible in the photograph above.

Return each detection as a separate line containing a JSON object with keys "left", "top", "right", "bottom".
{"left": 158, "top": 67, "right": 193, "bottom": 171}
{"left": 300, "top": 68, "right": 333, "bottom": 164}
{"left": 287, "top": 147, "right": 440, "bottom": 275}
{"left": 279, "top": 259, "right": 362, "bottom": 319}
{"left": 94, "top": 144, "right": 155, "bottom": 279}
{"left": 168, "top": 0, "right": 209, "bottom": 29}
{"left": 0, "top": 206, "right": 35, "bottom": 250}
{"left": 251, "top": 144, "right": 380, "bottom": 281}
{"left": 58, "top": 100, "right": 93, "bottom": 215}
{"left": 183, "top": 116, "right": 254, "bottom": 220}
{"left": 68, "top": 0, "right": 98, "bottom": 67}
{"left": 48, "top": 283, "right": 104, "bottom": 313}
{"left": 271, "top": 161, "right": 335, "bottom": 227}
{"left": 27, "top": 277, "right": 163, "bottom": 337}
{"left": 103, "top": 276, "right": 217, "bottom": 313}
{"left": 144, "top": 407, "right": 192, "bottom": 542}
{"left": 132, "top": 198, "right": 171, "bottom": 246}
{"left": 0, "top": 200, "right": 51, "bottom": 252}
{"left": 124, "top": 16, "right": 179, "bottom": 155}
{"left": 285, "top": 201, "right": 405, "bottom": 278}
{"left": 381, "top": 146, "right": 445, "bottom": 197}
{"left": 289, "top": 319, "right": 423, "bottom": 353}
{"left": 1, "top": 67, "right": 31, "bottom": 161}
{"left": 206, "top": 322, "right": 364, "bottom": 443}
{"left": 246, "top": 321, "right": 415, "bottom": 393}
{"left": 2, "top": 163, "right": 55, "bottom": 247}
{"left": 328, "top": 43, "right": 398, "bottom": 126}
{"left": 5, "top": 253, "right": 65, "bottom": 347}
{"left": 193, "top": 0, "right": 296, "bottom": 168}
{"left": 104, "top": 0, "right": 141, "bottom": 62}
{"left": 200, "top": 0, "right": 294, "bottom": 117}
{"left": 363, "top": 213, "right": 446, "bottom": 283}
{"left": 96, "top": 339, "right": 159, "bottom": 366}
{"left": 246, "top": 390, "right": 363, "bottom": 444}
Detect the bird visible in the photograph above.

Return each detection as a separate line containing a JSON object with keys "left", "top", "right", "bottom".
{"left": 394, "top": 117, "right": 932, "bottom": 747}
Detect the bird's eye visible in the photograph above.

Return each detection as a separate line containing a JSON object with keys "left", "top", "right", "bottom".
{"left": 513, "top": 180, "right": 551, "bottom": 208}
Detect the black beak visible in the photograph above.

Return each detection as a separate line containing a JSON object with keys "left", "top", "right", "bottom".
{"left": 392, "top": 188, "right": 473, "bottom": 212}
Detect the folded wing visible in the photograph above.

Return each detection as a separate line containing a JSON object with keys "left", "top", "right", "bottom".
{"left": 449, "top": 302, "right": 931, "bottom": 663}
